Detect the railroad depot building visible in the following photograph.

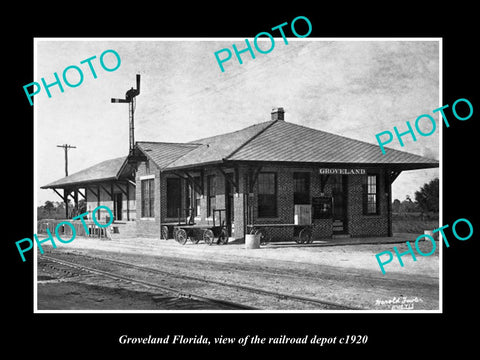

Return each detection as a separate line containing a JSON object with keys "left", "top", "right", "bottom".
{"left": 42, "top": 108, "right": 439, "bottom": 242}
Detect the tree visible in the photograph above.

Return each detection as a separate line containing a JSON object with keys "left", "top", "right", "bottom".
{"left": 399, "top": 196, "right": 419, "bottom": 213}
{"left": 44, "top": 200, "right": 55, "bottom": 213}
{"left": 392, "top": 199, "right": 401, "bottom": 213}
{"left": 415, "top": 178, "right": 439, "bottom": 213}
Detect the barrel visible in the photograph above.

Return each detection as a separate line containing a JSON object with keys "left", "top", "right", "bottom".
{"left": 245, "top": 234, "right": 260, "bottom": 249}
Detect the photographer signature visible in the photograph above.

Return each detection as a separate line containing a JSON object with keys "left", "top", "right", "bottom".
{"left": 374, "top": 296, "right": 423, "bottom": 310}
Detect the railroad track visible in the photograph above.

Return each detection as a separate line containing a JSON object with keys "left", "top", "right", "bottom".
{"left": 41, "top": 254, "right": 254, "bottom": 310}
{"left": 41, "top": 252, "right": 360, "bottom": 310}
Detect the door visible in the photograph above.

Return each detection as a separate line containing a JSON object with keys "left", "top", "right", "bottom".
{"left": 331, "top": 175, "right": 347, "bottom": 233}
{"left": 114, "top": 193, "right": 123, "bottom": 221}
{"left": 166, "top": 178, "right": 182, "bottom": 219}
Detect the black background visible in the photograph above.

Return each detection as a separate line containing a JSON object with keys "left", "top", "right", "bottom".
{"left": 6, "top": 5, "right": 478, "bottom": 356}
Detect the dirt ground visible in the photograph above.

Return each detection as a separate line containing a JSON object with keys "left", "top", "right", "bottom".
{"left": 37, "top": 280, "right": 227, "bottom": 310}
{"left": 36, "top": 233, "right": 440, "bottom": 311}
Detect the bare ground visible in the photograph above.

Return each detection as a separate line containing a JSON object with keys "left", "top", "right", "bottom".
{"left": 36, "top": 233, "right": 440, "bottom": 311}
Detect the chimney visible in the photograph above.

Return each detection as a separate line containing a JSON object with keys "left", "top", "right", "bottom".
{"left": 271, "top": 107, "right": 285, "bottom": 121}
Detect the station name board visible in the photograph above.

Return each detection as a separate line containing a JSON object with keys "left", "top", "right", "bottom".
{"left": 319, "top": 168, "right": 366, "bottom": 175}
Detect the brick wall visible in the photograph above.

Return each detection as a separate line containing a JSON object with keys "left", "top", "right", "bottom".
{"left": 136, "top": 160, "right": 161, "bottom": 238}
{"left": 347, "top": 169, "right": 389, "bottom": 237}
{"left": 247, "top": 165, "right": 335, "bottom": 241}
{"left": 248, "top": 166, "right": 294, "bottom": 241}
{"left": 133, "top": 161, "right": 391, "bottom": 241}
{"left": 247, "top": 165, "right": 390, "bottom": 241}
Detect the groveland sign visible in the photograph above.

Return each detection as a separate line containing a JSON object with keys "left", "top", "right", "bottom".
{"left": 319, "top": 168, "right": 366, "bottom": 175}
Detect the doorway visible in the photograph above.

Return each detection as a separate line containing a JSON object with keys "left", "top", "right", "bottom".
{"left": 331, "top": 175, "right": 348, "bottom": 234}
{"left": 114, "top": 193, "right": 123, "bottom": 221}
{"left": 225, "top": 173, "right": 235, "bottom": 236}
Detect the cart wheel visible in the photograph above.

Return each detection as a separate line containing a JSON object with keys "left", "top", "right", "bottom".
{"left": 299, "top": 228, "right": 312, "bottom": 244}
{"left": 175, "top": 228, "right": 188, "bottom": 245}
{"left": 161, "top": 226, "right": 169, "bottom": 240}
{"left": 203, "top": 229, "right": 214, "bottom": 245}
{"left": 255, "top": 229, "right": 268, "bottom": 245}
{"left": 217, "top": 228, "right": 229, "bottom": 245}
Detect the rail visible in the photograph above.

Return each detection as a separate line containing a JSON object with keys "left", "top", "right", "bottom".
{"left": 43, "top": 252, "right": 360, "bottom": 310}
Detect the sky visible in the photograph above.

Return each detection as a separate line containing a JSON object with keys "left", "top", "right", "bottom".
{"left": 35, "top": 38, "right": 440, "bottom": 206}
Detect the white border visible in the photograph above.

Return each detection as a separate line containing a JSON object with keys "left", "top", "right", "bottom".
{"left": 33, "top": 41, "right": 39, "bottom": 310}
{"left": 438, "top": 38, "right": 443, "bottom": 314}
{"left": 34, "top": 37, "right": 442, "bottom": 314}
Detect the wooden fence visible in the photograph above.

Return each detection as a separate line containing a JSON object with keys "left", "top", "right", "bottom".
{"left": 37, "top": 219, "right": 111, "bottom": 239}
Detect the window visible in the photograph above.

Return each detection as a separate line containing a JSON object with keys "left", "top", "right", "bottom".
{"left": 141, "top": 178, "right": 155, "bottom": 218}
{"left": 293, "top": 172, "right": 310, "bottom": 204}
{"left": 207, "top": 175, "right": 216, "bottom": 217}
{"left": 364, "top": 174, "right": 379, "bottom": 215}
{"left": 258, "top": 172, "right": 277, "bottom": 218}
{"left": 167, "top": 178, "right": 182, "bottom": 218}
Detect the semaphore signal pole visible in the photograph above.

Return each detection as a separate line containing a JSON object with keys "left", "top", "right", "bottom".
{"left": 111, "top": 74, "right": 141, "bottom": 155}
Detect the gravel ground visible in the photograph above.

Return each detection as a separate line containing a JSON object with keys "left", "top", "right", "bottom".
{"left": 36, "top": 233, "right": 440, "bottom": 311}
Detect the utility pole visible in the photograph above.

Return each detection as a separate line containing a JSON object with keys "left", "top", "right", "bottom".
{"left": 57, "top": 144, "right": 76, "bottom": 176}
{"left": 57, "top": 144, "right": 76, "bottom": 218}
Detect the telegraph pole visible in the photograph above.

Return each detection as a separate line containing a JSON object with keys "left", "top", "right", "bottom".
{"left": 57, "top": 144, "right": 76, "bottom": 218}
{"left": 57, "top": 144, "right": 76, "bottom": 176}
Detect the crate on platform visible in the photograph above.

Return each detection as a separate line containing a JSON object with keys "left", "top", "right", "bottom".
{"left": 294, "top": 205, "right": 312, "bottom": 225}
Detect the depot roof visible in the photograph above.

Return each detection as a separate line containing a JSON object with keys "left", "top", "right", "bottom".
{"left": 41, "top": 156, "right": 129, "bottom": 189}
{"left": 42, "top": 117, "right": 439, "bottom": 189}
{"left": 147, "top": 119, "right": 439, "bottom": 171}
